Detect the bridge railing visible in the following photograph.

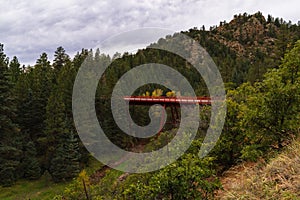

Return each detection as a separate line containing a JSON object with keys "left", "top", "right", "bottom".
{"left": 123, "top": 96, "right": 212, "bottom": 105}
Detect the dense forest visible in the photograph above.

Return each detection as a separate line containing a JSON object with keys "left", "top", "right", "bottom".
{"left": 0, "top": 12, "right": 299, "bottom": 199}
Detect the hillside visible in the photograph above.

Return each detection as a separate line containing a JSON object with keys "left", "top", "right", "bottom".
{"left": 218, "top": 135, "right": 300, "bottom": 199}
{"left": 181, "top": 12, "right": 300, "bottom": 83}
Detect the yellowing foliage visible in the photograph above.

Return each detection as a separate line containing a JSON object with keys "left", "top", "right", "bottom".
{"left": 152, "top": 89, "right": 163, "bottom": 97}
{"left": 142, "top": 91, "right": 150, "bottom": 96}
{"left": 166, "top": 91, "right": 176, "bottom": 97}
{"left": 78, "top": 169, "right": 90, "bottom": 186}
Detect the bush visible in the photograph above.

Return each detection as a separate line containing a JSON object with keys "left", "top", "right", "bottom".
{"left": 123, "top": 154, "right": 221, "bottom": 200}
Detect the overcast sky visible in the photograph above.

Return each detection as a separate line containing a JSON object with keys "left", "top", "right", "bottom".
{"left": 1, "top": 0, "right": 299, "bottom": 65}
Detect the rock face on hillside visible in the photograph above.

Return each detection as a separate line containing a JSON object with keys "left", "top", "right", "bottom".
{"left": 214, "top": 12, "right": 278, "bottom": 57}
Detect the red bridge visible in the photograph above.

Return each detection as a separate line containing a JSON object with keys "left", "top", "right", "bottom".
{"left": 123, "top": 96, "right": 212, "bottom": 105}
{"left": 123, "top": 96, "right": 212, "bottom": 133}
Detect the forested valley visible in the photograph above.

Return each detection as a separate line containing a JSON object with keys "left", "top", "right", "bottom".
{"left": 0, "top": 12, "right": 299, "bottom": 199}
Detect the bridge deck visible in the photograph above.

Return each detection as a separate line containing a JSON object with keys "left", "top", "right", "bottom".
{"left": 123, "top": 96, "right": 212, "bottom": 105}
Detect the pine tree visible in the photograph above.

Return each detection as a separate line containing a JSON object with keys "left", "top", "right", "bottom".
{"left": 53, "top": 46, "right": 70, "bottom": 74}
{"left": 56, "top": 61, "right": 90, "bottom": 164}
{"left": 8, "top": 56, "right": 21, "bottom": 84}
{"left": 72, "top": 49, "right": 88, "bottom": 70}
{"left": 29, "top": 53, "right": 54, "bottom": 171}
{"left": 15, "top": 82, "right": 36, "bottom": 136}
{"left": 44, "top": 89, "right": 67, "bottom": 162}
{"left": 49, "top": 131, "right": 80, "bottom": 182}
{"left": 0, "top": 44, "right": 22, "bottom": 186}
{"left": 45, "top": 84, "right": 80, "bottom": 182}
{"left": 22, "top": 141, "right": 41, "bottom": 180}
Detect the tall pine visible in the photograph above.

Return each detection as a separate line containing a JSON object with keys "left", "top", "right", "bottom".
{"left": 8, "top": 56, "right": 21, "bottom": 84}
{"left": 0, "top": 44, "right": 22, "bottom": 186}
{"left": 45, "top": 85, "right": 80, "bottom": 182}
{"left": 22, "top": 141, "right": 41, "bottom": 180}
{"left": 53, "top": 46, "right": 70, "bottom": 74}
{"left": 49, "top": 131, "right": 80, "bottom": 182}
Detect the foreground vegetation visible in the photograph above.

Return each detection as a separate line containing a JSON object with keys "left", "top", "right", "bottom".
{"left": 219, "top": 135, "right": 300, "bottom": 199}
{"left": 2, "top": 134, "right": 299, "bottom": 200}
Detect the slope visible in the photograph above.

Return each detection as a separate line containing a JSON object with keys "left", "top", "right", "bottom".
{"left": 217, "top": 134, "right": 300, "bottom": 199}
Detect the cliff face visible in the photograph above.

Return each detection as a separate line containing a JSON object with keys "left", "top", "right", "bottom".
{"left": 214, "top": 13, "right": 283, "bottom": 58}
{"left": 217, "top": 15, "right": 267, "bottom": 56}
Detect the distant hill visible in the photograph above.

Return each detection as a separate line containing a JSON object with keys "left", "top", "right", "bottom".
{"left": 146, "top": 12, "right": 300, "bottom": 85}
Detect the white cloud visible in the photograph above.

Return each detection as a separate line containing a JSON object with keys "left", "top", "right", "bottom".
{"left": 0, "top": 0, "right": 299, "bottom": 65}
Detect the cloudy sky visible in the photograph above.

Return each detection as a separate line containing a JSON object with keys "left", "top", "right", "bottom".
{"left": 1, "top": 0, "right": 299, "bottom": 65}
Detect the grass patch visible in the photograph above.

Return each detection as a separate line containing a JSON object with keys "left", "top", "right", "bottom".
{"left": 0, "top": 173, "right": 67, "bottom": 200}
{"left": 0, "top": 157, "right": 104, "bottom": 200}
{"left": 218, "top": 136, "right": 300, "bottom": 199}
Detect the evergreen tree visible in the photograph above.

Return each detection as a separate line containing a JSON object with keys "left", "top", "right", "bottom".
{"left": 15, "top": 83, "right": 35, "bottom": 136}
{"left": 53, "top": 46, "right": 70, "bottom": 74}
{"left": 57, "top": 60, "right": 90, "bottom": 164}
{"left": 13, "top": 55, "right": 52, "bottom": 155}
{"left": 44, "top": 88, "right": 68, "bottom": 164}
{"left": 72, "top": 49, "right": 89, "bottom": 70}
{"left": 267, "top": 14, "right": 274, "bottom": 23}
{"left": 8, "top": 56, "right": 21, "bottom": 84}
{"left": 0, "top": 44, "right": 21, "bottom": 186}
{"left": 49, "top": 131, "right": 80, "bottom": 182}
{"left": 45, "top": 81, "right": 81, "bottom": 181}
{"left": 22, "top": 141, "right": 41, "bottom": 180}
